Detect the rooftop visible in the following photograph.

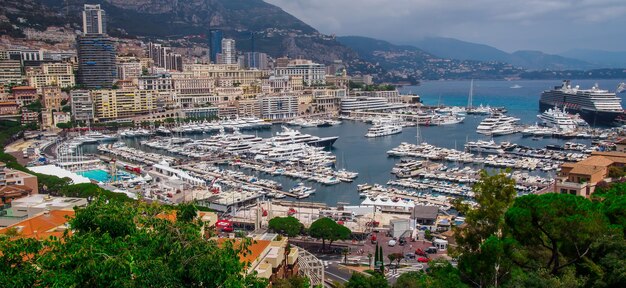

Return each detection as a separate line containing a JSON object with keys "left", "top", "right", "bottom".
{"left": 412, "top": 205, "right": 439, "bottom": 220}
{"left": 0, "top": 210, "right": 74, "bottom": 239}
{"left": 216, "top": 238, "right": 272, "bottom": 264}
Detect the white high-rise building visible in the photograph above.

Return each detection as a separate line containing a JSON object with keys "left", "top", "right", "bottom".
{"left": 221, "top": 39, "right": 236, "bottom": 65}
{"left": 82, "top": 4, "right": 107, "bottom": 35}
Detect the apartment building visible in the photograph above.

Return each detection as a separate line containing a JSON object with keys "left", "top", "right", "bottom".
{"left": 92, "top": 89, "right": 157, "bottom": 121}
{"left": 0, "top": 60, "right": 23, "bottom": 85}
{"left": 70, "top": 90, "right": 94, "bottom": 121}
{"left": 41, "top": 86, "right": 64, "bottom": 110}
{"left": 274, "top": 59, "right": 326, "bottom": 86}
{"left": 557, "top": 151, "right": 626, "bottom": 197}
{"left": 26, "top": 62, "right": 75, "bottom": 91}
{"left": 259, "top": 94, "right": 298, "bottom": 120}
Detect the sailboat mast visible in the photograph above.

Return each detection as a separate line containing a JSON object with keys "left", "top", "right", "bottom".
{"left": 467, "top": 79, "right": 474, "bottom": 109}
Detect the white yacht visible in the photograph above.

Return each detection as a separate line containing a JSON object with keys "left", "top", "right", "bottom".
{"left": 465, "top": 140, "right": 508, "bottom": 154}
{"left": 289, "top": 183, "right": 316, "bottom": 199}
{"left": 270, "top": 126, "right": 338, "bottom": 147}
{"left": 365, "top": 123, "right": 403, "bottom": 138}
{"left": 476, "top": 114, "right": 520, "bottom": 135}
{"left": 537, "top": 107, "right": 577, "bottom": 131}
{"left": 430, "top": 114, "right": 465, "bottom": 125}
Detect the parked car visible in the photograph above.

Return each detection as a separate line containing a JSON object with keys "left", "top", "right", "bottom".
{"left": 404, "top": 253, "right": 416, "bottom": 260}
{"left": 415, "top": 248, "right": 427, "bottom": 256}
{"left": 417, "top": 257, "right": 430, "bottom": 263}
{"left": 425, "top": 247, "right": 438, "bottom": 254}
{"left": 388, "top": 239, "right": 397, "bottom": 247}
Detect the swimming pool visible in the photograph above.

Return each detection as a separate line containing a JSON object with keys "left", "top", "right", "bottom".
{"left": 78, "top": 169, "right": 111, "bottom": 182}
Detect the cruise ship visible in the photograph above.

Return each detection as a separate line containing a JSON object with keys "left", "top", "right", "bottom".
{"left": 476, "top": 114, "right": 520, "bottom": 135}
{"left": 539, "top": 80, "right": 624, "bottom": 125}
{"left": 270, "top": 126, "right": 338, "bottom": 147}
{"left": 537, "top": 107, "right": 578, "bottom": 131}
{"left": 365, "top": 123, "right": 403, "bottom": 138}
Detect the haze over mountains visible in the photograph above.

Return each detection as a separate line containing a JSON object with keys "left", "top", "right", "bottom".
{"left": 1, "top": 0, "right": 624, "bottom": 73}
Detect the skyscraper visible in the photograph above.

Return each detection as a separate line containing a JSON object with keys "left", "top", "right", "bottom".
{"left": 82, "top": 4, "right": 107, "bottom": 35}
{"left": 77, "top": 4, "right": 116, "bottom": 89}
{"left": 221, "top": 39, "right": 236, "bottom": 65}
{"left": 209, "top": 30, "right": 223, "bottom": 64}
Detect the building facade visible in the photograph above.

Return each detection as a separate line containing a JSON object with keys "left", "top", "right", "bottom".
{"left": 274, "top": 59, "right": 326, "bottom": 86}
{"left": 92, "top": 89, "right": 157, "bottom": 121}
{"left": 70, "top": 90, "right": 94, "bottom": 121}
{"left": 0, "top": 60, "right": 23, "bottom": 85}
{"left": 82, "top": 4, "right": 107, "bottom": 35}
{"left": 260, "top": 95, "right": 298, "bottom": 120}
{"left": 41, "top": 86, "right": 64, "bottom": 110}
{"left": 76, "top": 35, "right": 117, "bottom": 89}
{"left": 220, "top": 39, "right": 237, "bottom": 65}
{"left": 26, "top": 63, "right": 75, "bottom": 91}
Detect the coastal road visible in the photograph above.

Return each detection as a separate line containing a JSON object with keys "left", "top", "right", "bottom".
{"left": 316, "top": 254, "right": 353, "bottom": 285}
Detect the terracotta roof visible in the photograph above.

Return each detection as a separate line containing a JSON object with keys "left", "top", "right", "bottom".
{"left": 591, "top": 151, "right": 626, "bottom": 158}
{"left": 0, "top": 184, "right": 32, "bottom": 195}
{"left": 569, "top": 165, "right": 605, "bottom": 176}
{"left": 0, "top": 210, "right": 75, "bottom": 239}
{"left": 578, "top": 156, "right": 614, "bottom": 167}
{"left": 616, "top": 138, "right": 626, "bottom": 145}
{"left": 216, "top": 238, "right": 271, "bottom": 264}
{"left": 12, "top": 86, "right": 36, "bottom": 91}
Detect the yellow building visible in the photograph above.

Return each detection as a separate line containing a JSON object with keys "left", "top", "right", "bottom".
{"left": 92, "top": 89, "right": 157, "bottom": 121}
{"left": 41, "top": 86, "right": 64, "bottom": 110}
{"left": 557, "top": 151, "right": 626, "bottom": 197}
{"left": 26, "top": 63, "right": 75, "bottom": 91}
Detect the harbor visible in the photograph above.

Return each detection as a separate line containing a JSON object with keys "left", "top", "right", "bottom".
{"left": 30, "top": 80, "right": 626, "bottom": 212}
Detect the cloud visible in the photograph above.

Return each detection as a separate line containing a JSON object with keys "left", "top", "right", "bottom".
{"left": 265, "top": 0, "right": 626, "bottom": 53}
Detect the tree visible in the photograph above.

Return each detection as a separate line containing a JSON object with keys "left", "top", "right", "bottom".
{"left": 308, "top": 217, "right": 351, "bottom": 250}
{"left": 0, "top": 198, "right": 268, "bottom": 288}
{"left": 268, "top": 216, "right": 303, "bottom": 237}
{"left": 454, "top": 170, "right": 517, "bottom": 252}
{"left": 374, "top": 242, "right": 379, "bottom": 265}
{"left": 393, "top": 261, "right": 468, "bottom": 288}
{"left": 273, "top": 276, "right": 311, "bottom": 288}
{"left": 505, "top": 193, "right": 610, "bottom": 275}
{"left": 387, "top": 253, "right": 402, "bottom": 267}
{"left": 345, "top": 272, "right": 389, "bottom": 288}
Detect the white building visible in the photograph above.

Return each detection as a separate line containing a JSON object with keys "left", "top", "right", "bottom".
{"left": 274, "top": 59, "right": 326, "bottom": 86}
{"left": 116, "top": 61, "right": 142, "bottom": 80}
{"left": 83, "top": 4, "right": 107, "bottom": 35}
{"left": 340, "top": 97, "right": 392, "bottom": 113}
{"left": 70, "top": 90, "right": 95, "bottom": 121}
{"left": 221, "top": 39, "right": 237, "bottom": 65}
{"left": 260, "top": 95, "right": 299, "bottom": 120}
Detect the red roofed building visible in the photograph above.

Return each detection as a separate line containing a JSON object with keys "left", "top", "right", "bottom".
{"left": 12, "top": 86, "right": 38, "bottom": 106}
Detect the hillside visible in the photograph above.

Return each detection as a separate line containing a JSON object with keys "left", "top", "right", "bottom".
{"left": 0, "top": 0, "right": 356, "bottom": 64}
{"left": 409, "top": 37, "right": 596, "bottom": 70}
{"left": 338, "top": 36, "right": 523, "bottom": 82}
{"left": 560, "top": 49, "right": 626, "bottom": 68}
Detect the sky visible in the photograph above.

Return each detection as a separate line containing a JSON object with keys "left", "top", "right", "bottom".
{"left": 265, "top": 0, "right": 626, "bottom": 53}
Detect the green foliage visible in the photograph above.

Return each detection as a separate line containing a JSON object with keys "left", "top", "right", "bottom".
{"left": 61, "top": 105, "right": 72, "bottom": 113}
{"left": 344, "top": 272, "right": 389, "bottom": 288}
{"left": 424, "top": 229, "right": 432, "bottom": 240}
{"left": 505, "top": 193, "right": 609, "bottom": 275}
{"left": 25, "top": 100, "right": 43, "bottom": 113}
{"left": 455, "top": 170, "right": 517, "bottom": 252}
{"left": 56, "top": 122, "right": 73, "bottom": 129}
{"left": 176, "top": 202, "right": 199, "bottom": 223}
{"left": 273, "top": 275, "right": 311, "bottom": 288}
{"left": 268, "top": 216, "right": 303, "bottom": 237}
{"left": 0, "top": 199, "right": 268, "bottom": 287}
{"left": 393, "top": 260, "right": 468, "bottom": 288}
{"left": 308, "top": 217, "right": 351, "bottom": 250}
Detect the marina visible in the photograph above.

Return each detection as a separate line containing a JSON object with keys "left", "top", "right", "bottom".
{"left": 41, "top": 80, "right": 626, "bottom": 209}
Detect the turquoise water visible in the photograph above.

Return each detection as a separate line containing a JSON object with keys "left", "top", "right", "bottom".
{"left": 78, "top": 169, "right": 111, "bottom": 182}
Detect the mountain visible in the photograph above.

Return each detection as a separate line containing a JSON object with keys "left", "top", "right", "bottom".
{"left": 408, "top": 37, "right": 595, "bottom": 70}
{"left": 0, "top": 0, "right": 356, "bottom": 63}
{"left": 338, "top": 36, "right": 523, "bottom": 82}
{"left": 560, "top": 49, "right": 626, "bottom": 68}
{"left": 509, "top": 50, "right": 594, "bottom": 70}
{"left": 410, "top": 37, "right": 511, "bottom": 63}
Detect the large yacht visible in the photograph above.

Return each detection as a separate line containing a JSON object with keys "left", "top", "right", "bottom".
{"left": 537, "top": 107, "right": 578, "bottom": 131}
{"left": 270, "top": 126, "right": 338, "bottom": 147}
{"left": 465, "top": 140, "right": 516, "bottom": 154}
{"left": 539, "top": 80, "right": 624, "bottom": 125}
{"left": 476, "top": 114, "right": 520, "bottom": 135}
{"left": 365, "top": 123, "right": 403, "bottom": 138}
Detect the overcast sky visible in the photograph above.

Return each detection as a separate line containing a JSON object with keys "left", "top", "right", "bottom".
{"left": 265, "top": 0, "right": 626, "bottom": 53}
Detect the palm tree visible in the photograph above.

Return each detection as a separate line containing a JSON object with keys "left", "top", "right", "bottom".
{"left": 342, "top": 248, "right": 350, "bottom": 264}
